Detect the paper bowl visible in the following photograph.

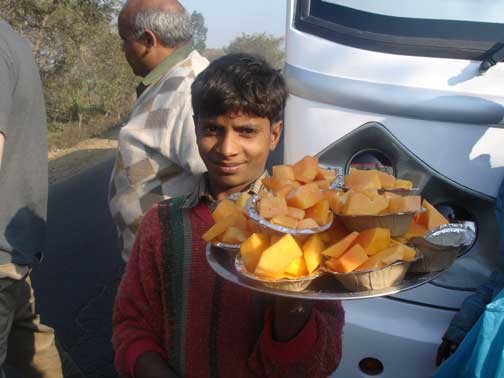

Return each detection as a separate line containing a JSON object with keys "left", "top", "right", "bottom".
{"left": 234, "top": 255, "right": 321, "bottom": 292}
{"left": 246, "top": 195, "right": 333, "bottom": 235}
{"left": 336, "top": 211, "right": 419, "bottom": 237}
{"left": 323, "top": 259, "right": 416, "bottom": 291}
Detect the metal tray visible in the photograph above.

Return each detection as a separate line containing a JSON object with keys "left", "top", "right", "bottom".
{"left": 206, "top": 244, "right": 441, "bottom": 300}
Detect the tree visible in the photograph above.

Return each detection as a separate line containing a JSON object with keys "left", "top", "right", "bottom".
{"left": 0, "top": 0, "right": 136, "bottom": 128}
{"left": 224, "top": 33, "right": 285, "bottom": 69}
{"left": 191, "top": 11, "right": 207, "bottom": 53}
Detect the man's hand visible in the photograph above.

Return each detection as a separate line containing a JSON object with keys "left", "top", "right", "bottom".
{"left": 435, "top": 336, "right": 459, "bottom": 366}
{"left": 273, "top": 297, "right": 313, "bottom": 342}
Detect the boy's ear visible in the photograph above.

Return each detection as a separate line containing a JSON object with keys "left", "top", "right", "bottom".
{"left": 269, "top": 120, "right": 283, "bottom": 151}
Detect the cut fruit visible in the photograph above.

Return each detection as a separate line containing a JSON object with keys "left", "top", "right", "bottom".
{"left": 285, "top": 257, "right": 309, "bottom": 277}
{"left": 394, "top": 179, "right": 413, "bottom": 190}
{"left": 345, "top": 170, "right": 381, "bottom": 190}
{"left": 296, "top": 218, "right": 320, "bottom": 229}
{"left": 270, "top": 215, "right": 298, "bottom": 229}
{"left": 202, "top": 218, "right": 234, "bottom": 242}
{"left": 417, "top": 199, "right": 449, "bottom": 230}
{"left": 305, "top": 199, "right": 330, "bottom": 226}
{"left": 386, "top": 195, "right": 421, "bottom": 214}
{"left": 354, "top": 228, "right": 391, "bottom": 255}
{"left": 240, "top": 233, "right": 270, "bottom": 272}
{"left": 254, "top": 234, "right": 303, "bottom": 279}
{"left": 258, "top": 196, "right": 288, "bottom": 219}
{"left": 342, "top": 191, "right": 389, "bottom": 216}
{"left": 287, "top": 206, "right": 306, "bottom": 221}
{"left": 286, "top": 183, "right": 324, "bottom": 209}
{"left": 377, "top": 171, "right": 396, "bottom": 188}
{"left": 272, "top": 165, "right": 296, "bottom": 180}
{"left": 220, "top": 227, "right": 250, "bottom": 244}
{"left": 292, "top": 156, "right": 319, "bottom": 183}
{"left": 302, "top": 234, "right": 325, "bottom": 273}
{"left": 322, "top": 231, "right": 359, "bottom": 258}
{"left": 325, "top": 244, "right": 368, "bottom": 273}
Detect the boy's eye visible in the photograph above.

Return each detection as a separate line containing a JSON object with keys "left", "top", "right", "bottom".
{"left": 203, "top": 125, "right": 218, "bottom": 134}
{"left": 238, "top": 127, "right": 257, "bottom": 135}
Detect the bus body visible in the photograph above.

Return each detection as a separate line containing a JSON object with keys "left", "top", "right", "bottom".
{"left": 283, "top": 1, "right": 504, "bottom": 376}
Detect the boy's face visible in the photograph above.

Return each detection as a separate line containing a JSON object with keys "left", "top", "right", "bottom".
{"left": 196, "top": 112, "right": 282, "bottom": 199}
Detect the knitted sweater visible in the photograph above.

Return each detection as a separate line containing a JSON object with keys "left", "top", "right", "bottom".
{"left": 113, "top": 197, "right": 344, "bottom": 378}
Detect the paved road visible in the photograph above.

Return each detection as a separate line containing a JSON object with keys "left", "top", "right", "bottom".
{"left": 31, "top": 158, "right": 123, "bottom": 378}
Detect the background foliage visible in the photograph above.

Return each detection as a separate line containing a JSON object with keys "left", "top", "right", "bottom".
{"left": 0, "top": 2, "right": 284, "bottom": 150}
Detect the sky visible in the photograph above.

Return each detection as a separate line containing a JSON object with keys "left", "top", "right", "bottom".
{"left": 181, "top": 0, "right": 287, "bottom": 49}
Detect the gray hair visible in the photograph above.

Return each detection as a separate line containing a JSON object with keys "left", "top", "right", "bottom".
{"left": 132, "top": 9, "right": 192, "bottom": 48}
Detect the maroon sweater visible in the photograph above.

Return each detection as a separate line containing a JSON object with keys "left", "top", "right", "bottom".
{"left": 113, "top": 197, "right": 344, "bottom": 377}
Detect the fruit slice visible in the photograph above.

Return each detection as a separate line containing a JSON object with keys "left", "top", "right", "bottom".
{"left": 285, "top": 257, "right": 309, "bottom": 277}
{"left": 354, "top": 228, "right": 391, "bottom": 255}
{"left": 417, "top": 199, "right": 449, "bottom": 230}
{"left": 316, "top": 167, "right": 337, "bottom": 180}
{"left": 342, "top": 191, "right": 389, "bottom": 216}
{"left": 259, "top": 196, "right": 288, "bottom": 219}
{"left": 272, "top": 165, "right": 296, "bottom": 180}
{"left": 240, "top": 233, "right": 270, "bottom": 272}
{"left": 326, "top": 190, "right": 348, "bottom": 214}
{"left": 286, "top": 183, "right": 324, "bottom": 209}
{"left": 292, "top": 156, "right": 319, "bottom": 183}
{"left": 254, "top": 234, "right": 303, "bottom": 279}
{"left": 302, "top": 234, "right": 325, "bottom": 274}
{"left": 325, "top": 244, "right": 368, "bottom": 273}
{"left": 305, "top": 199, "right": 330, "bottom": 226}
{"left": 345, "top": 169, "right": 381, "bottom": 190}
{"left": 322, "top": 231, "right": 359, "bottom": 258}
{"left": 270, "top": 215, "right": 298, "bottom": 229}
{"left": 394, "top": 179, "right": 413, "bottom": 190}
{"left": 377, "top": 171, "right": 396, "bottom": 188}
{"left": 220, "top": 227, "right": 250, "bottom": 244}
{"left": 296, "top": 218, "right": 320, "bottom": 229}
{"left": 287, "top": 207, "right": 306, "bottom": 221}
{"left": 386, "top": 195, "right": 421, "bottom": 214}
{"left": 202, "top": 218, "right": 234, "bottom": 242}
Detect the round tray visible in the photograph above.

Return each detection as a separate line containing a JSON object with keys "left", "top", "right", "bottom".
{"left": 206, "top": 244, "right": 441, "bottom": 300}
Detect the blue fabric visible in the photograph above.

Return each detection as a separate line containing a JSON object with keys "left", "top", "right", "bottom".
{"left": 434, "top": 288, "right": 504, "bottom": 378}
{"left": 444, "top": 179, "right": 504, "bottom": 344}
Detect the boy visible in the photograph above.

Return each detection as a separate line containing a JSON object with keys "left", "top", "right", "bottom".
{"left": 112, "top": 53, "right": 344, "bottom": 378}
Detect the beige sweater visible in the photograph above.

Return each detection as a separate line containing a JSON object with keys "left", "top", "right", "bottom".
{"left": 109, "top": 49, "right": 209, "bottom": 261}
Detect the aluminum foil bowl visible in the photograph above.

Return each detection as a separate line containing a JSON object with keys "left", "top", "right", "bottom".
{"left": 235, "top": 255, "right": 322, "bottom": 292}
{"left": 408, "top": 222, "right": 476, "bottom": 273}
{"left": 336, "top": 210, "right": 421, "bottom": 237}
{"left": 210, "top": 241, "right": 241, "bottom": 253}
{"left": 323, "top": 258, "right": 417, "bottom": 291}
{"left": 329, "top": 183, "right": 420, "bottom": 196}
{"left": 246, "top": 195, "right": 334, "bottom": 235}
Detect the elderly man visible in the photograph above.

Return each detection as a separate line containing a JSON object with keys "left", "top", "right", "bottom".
{"left": 110, "top": 0, "right": 209, "bottom": 261}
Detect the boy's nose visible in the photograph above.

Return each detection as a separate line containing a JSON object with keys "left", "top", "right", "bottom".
{"left": 218, "top": 132, "right": 239, "bottom": 157}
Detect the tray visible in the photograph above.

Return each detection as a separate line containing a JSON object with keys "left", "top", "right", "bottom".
{"left": 206, "top": 244, "right": 441, "bottom": 300}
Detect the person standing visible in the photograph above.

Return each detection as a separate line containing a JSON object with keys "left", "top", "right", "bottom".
{"left": 0, "top": 20, "right": 82, "bottom": 378}
{"left": 109, "top": 0, "right": 209, "bottom": 262}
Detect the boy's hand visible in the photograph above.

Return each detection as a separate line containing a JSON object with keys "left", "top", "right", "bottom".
{"left": 435, "top": 336, "right": 459, "bottom": 366}
{"left": 273, "top": 297, "right": 313, "bottom": 341}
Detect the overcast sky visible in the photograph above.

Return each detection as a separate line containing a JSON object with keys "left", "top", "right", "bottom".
{"left": 181, "top": 0, "right": 287, "bottom": 48}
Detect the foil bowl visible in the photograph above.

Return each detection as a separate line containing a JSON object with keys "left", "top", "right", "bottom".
{"left": 330, "top": 183, "right": 420, "bottom": 196}
{"left": 408, "top": 222, "right": 476, "bottom": 273}
{"left": 235, "top": 255, "right": 322, "bottom": 292}
{"left": 336, "top": 210, "right": 421, "bottom": 237}
{"left": 210, "top": 241, "right": 241, "bottom": 253}
{"left": 323, "top": 258, "right": 418, "bottom": 291}
{"left": 246, "top": 195, "right": 334, "bottom": 235}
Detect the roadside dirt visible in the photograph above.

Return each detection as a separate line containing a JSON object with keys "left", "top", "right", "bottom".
{"left": 48, "top": 128, "right": 119, "bottom": 185}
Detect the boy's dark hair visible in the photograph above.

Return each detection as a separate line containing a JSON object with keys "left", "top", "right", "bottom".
{"left": 191, "top": 53, "right": 288, "bottom": 123}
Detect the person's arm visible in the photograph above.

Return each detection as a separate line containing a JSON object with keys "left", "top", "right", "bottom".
{"left": 112, "top": 206, "right": 177, "bottom": 378}
{"left": 249, "top": 299, "right": 344, "bottom": 378}
{"left": 437, "top": 179, "right": 504, "bottom": 365}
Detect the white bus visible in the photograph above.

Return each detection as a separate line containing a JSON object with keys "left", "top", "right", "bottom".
{"left": 283, "top": 1, "right": 504, "bottom": 377}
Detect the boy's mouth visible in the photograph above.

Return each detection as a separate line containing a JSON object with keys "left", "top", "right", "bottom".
{"left": 214, "top": 161, "right": 244, "bottom": 174}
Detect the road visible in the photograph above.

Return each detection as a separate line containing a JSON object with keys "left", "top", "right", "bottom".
{"left": 31, "top": 157, "right": 123, "bottom": 378}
